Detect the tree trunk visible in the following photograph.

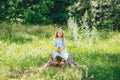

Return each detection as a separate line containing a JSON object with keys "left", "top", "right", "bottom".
{"left": 41, "top": 54, "right": 77, "bottom": 70}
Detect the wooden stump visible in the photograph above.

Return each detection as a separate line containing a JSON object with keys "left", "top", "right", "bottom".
{"left": 41, "top": 54, "right": 77, "bottom": 70}
{"left": 39, "top": 54, "right": 93, "bottom": 79}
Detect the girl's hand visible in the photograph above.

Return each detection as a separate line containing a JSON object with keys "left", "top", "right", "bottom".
{"left": 61, "top": 44, "right": 66, "bottom": 51}
{"left": 56, "top": 47, "right": 61, "bottom": 53}
{"left": 55, "top": 47, "right": 57, "bottom": 51}
{"left": 60, "top": 48, "right": 63, "bottom": 51}
{"left": 61, "top": 46, "right": 65, "bottom": 51}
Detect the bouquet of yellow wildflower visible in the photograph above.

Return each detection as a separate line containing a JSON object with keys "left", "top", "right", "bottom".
{"left": 56, "top": 47, "right": 61, "bottom": 53}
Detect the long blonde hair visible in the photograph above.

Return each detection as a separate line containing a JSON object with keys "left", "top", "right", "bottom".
{"left": 54, "top": 28, "right": 64, "bottom": 41}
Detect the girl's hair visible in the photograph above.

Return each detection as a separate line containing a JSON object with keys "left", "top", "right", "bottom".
{"left": 54, "top": 28, "right": 64, "bottom": 41}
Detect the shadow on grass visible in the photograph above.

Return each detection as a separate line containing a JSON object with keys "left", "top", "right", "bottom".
{"left": 73, "top": 53, "right": 120, "bottom": 80}
{"left": 0, "top": 36, "right": 33, "bottom": 44}
{"left": 89, "top": 53, "right": 120, "bottom": 80}
{"left": 11, "top": 36, "right": 33, "bottom": 44}
{"left": 89, "top": 64, "right": 120, "bottom": 80}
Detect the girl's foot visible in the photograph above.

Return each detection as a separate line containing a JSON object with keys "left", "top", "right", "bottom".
{"left": 60, "top": 58, "right": 65, "bottom": 65}
{"left": 60, "top": 61, "right": 64, "bottom": 65}
{"left": 52, "top": 61, "right": 58, "bottom": 64}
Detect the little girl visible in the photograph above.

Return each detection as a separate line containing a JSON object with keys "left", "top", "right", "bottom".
{"left": 52, "top": 28, "right": 68, "bottom": 64}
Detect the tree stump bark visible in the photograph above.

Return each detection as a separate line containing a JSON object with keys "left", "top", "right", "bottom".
{"left": 39, "top": 54, "right": 92, "bottom": 79}
{"left": 41, "top": 54, "right": 77, "bottom": 70}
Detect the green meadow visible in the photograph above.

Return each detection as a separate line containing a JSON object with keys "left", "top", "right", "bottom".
{"left": 0, "top": 24, "right": 120, "bottom": 80}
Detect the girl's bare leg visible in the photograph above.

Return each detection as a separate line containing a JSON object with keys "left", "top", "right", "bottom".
{"left": 60, "top": 58, "right": 64, "bottom": 65}
{"left": 53, "top": 58, "right": 57, "bottom": 62}
{"left": 52, "top": 58, "right": 58, "bottom": 64}
{"left": 61, "top": 58, "right": 64, "bottom": 62}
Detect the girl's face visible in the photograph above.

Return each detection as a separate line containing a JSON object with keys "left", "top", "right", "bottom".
{"left": 57, "top": 31, "right": 63, "bottom": 38}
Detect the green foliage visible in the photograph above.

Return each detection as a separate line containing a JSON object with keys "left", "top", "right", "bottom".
{"left": 0, "top": 0, "right": 54, "bottom": 24}
{"left": 0, "top": 0, "right": 74, "bottom": 24}
{"left": 23, "top": 0, "right": 54, "bottom": 24}
{"left": 50, "top": 0, "right": 74, "bottom": 24}
{"left": 0, "top": 0, "right": 119, "bottom": 30}
{"left": 0, "top": 22, "right": 16, "bottom": 40}
{"left": 68, "top": 0, "right": 120, "bottom": 30}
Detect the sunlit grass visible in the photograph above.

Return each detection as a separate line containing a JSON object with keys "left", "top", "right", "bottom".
{"left": 0, "top": 24, "right": 120, "bottom": 80}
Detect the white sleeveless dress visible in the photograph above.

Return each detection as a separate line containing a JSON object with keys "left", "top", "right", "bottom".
{"left": 52, "top": 38, "right": 68, "bottom": 61}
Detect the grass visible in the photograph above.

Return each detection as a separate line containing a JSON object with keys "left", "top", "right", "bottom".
{"left": 0, "top": 23, "right": 120, "bottom": 80}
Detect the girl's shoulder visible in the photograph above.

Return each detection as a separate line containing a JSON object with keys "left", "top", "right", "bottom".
{"left": 53, "top": 38, "right": 59, "bottom": 42}
{"left": 63, "top": 38, "right": 66, "bottom": 43}
{"left": 54, "top": 38, "right": 58, "bottom": 40}
{"left": 54, "top": 38, "right": 61, "bottom": 40}
{"left": 54, "top": 38, "right": 66, "bottom": 42}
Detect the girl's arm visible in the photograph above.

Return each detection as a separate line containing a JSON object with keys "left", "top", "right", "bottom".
{"left": 61, "top": 44, "right": 66, "bottom": 51}
{"left": 61, "top": 39, "right": 66, "bottom": 51}
{"left": 54, "top": 45, "right": 57, "bottom": 50}
{"left": 53, "top": 39, "right": 57, "bottom": 50}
